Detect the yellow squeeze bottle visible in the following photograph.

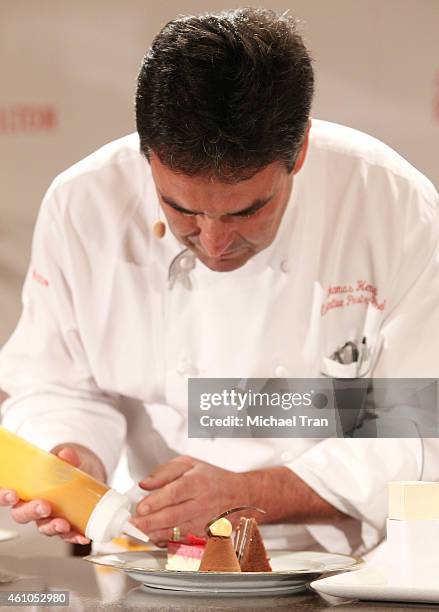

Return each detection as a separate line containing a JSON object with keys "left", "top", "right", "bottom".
{"left": 0, "top": 426, "right": 148, "bottom": 543}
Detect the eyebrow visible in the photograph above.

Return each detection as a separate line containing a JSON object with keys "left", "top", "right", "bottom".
{"left": 159, "top": 193, "right": 274, "bottom": 217}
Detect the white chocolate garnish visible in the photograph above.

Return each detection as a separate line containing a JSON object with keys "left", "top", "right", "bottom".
{"left": 209, "top": 517, "right": 232, "bottom": 537}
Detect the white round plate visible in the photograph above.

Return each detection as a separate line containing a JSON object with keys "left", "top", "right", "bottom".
{"left": 311, "top": 566, "right": 439, "bottom": 604}
{"left": 0, "top": 529, "right": 18, "bottom": 543}
{"left": 85, "top": 550, "right": 361, "bottom": 595}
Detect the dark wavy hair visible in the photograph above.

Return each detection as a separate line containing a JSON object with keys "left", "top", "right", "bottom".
{"left": 136, "top": 8, "right": 314, "bottom": 182}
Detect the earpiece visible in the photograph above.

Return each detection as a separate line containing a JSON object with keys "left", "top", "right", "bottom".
{"left": 153, "top": 220, "right": 166, "bottom": 238}
{"left": 153, "top": 202, "right": 166, "bottom": 238}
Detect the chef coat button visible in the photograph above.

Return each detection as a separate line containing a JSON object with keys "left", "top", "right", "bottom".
{"left": 281, "top": 450, "right": 293, "bottom": 462}
{"left": 280, "top": 259, "right": 290, "bottom": 273}
{"left": 180, "top": 256, "right": 192, "bottom": 270}
{"left": 177, "top": 360, "right": 198, "bottom": 376}
{"left": 275, "top": 365, "right": 289, "bottom": 377}
{"left": 176, "top": 362, "right": 185, "bottom": 375}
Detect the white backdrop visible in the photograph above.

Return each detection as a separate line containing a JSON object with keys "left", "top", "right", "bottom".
{"left": 1, "top": 0, "right": 438, "bottom": 345}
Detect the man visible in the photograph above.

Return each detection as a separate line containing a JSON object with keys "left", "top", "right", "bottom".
{"left": 0, "top": 8, "right": 438, "bottom": 555}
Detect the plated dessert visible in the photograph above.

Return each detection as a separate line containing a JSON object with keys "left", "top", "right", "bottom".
{"left": 166, "top": 507, "right": 272, "bottom": 572}
{"left": 165, "top": 533, "right": 207, "bottom": 571}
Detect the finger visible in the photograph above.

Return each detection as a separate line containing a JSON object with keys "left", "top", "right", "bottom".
{"left": 132, "top": 499, "right": 203, "bottom": 533}
{"left": 56, "top": 447, "right": 81, "bottom": 468}
{"left": 147, "top": 522, "right": 200, "bottom": 547}
{"left": 148, "top": 527, "right": 181, "bottom": 545}
{"left": 37, "top": 518, "right": 72, "bottom": 537}
{"left": 36, "top": 517, "right": 89, "bottom": 544}
{"left": 0, "top": 489, "right": 19, "bottom": 507}
{"left": 137, "top": 477, "right": 195, "bottom": 515}
{"left": 11, "top": 500, "right": 51, "bottom": 524}
{"left": 61, "top": 529, "right": 90, "bottom": 545}
{"left": 139, "top": 456, "right": 194, "bottom": 490}
{"left": 60, "top": 532, "right": 90, "bottom": 545}
{"left": 147, "top": 529, "right": 175, "bottom": 546}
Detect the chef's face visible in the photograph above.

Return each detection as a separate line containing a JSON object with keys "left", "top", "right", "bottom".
{"left": 150, "top": 126, "right": 309, "bottom": 272}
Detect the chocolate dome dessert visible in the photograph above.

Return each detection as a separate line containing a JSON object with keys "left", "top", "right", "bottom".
{"left": 199, "top": 517, "right": 241, "bottom": 572}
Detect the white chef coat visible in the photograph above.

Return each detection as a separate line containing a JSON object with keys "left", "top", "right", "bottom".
{"left": 1, "top": 120, "right": 439, "bottom": 555}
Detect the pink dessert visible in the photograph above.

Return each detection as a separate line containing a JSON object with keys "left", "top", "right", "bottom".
{"left": 166, "top": 534, "right": 207, "bottom": 571}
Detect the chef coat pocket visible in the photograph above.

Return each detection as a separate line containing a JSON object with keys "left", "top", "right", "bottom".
{"left": 320, "top": 333, "right": 384, "bottom": 379}
{"left": 321, "top": 358, "right": 359, "bottom": 379}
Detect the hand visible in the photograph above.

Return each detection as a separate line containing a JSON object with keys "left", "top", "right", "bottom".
{"left": 131, "top": 456, "right": 249, "bottom": 547}
{"left": 131, "top": 459, "right": 349, "bottom": 547}
{"left": 0, "top": 444, "right": 105, "bottom": 545}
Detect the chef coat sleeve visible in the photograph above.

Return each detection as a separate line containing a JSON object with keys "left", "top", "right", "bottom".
{"left": 288, "top": 184, "right": 439, "bottom": 554}
{"left": 0, "top": 185, "right": 126, "bottom": 479}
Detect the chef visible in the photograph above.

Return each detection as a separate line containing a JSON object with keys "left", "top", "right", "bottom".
{"left": 1, "top": 7, "right": 439, "bottom": 556}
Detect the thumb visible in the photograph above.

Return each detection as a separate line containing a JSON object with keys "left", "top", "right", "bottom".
{"left": 56, "top": 446, "right": 81, "bottom": 468}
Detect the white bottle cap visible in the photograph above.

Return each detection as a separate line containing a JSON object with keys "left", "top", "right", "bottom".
{"left": 85, "top": 488, "right": 147, "bottom": 544}
{"left": 122, "top": 521, "right": 150, "bottom": 544}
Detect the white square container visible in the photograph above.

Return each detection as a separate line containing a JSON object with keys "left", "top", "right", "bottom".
{"left": 387, "top": 518, "right": 439, "bottom": 586}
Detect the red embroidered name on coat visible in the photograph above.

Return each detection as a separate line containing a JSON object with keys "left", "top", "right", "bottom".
{"left": 32, "top": 269, "right": 49, "bottom": 287}
{"left": 321, "top": 280, "right": 385, "bottom": 316}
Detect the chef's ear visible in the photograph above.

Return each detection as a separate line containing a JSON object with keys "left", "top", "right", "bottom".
{"left": 292, "top": 118, "right": 311, "bottom": 175}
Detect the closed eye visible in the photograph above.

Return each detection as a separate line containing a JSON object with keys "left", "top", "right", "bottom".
{"left": 163, "top": 199, "right": 199, "bottom": 216}
{"left": 228, "top": 199, "right": 271, "bottom": 217}
{"left": 160, "top": 194, "right": 273, "bottom": 218}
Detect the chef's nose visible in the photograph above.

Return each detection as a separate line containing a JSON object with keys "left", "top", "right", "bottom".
{"left": 196, "top": 215, "right": 234, "bottom": 258}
